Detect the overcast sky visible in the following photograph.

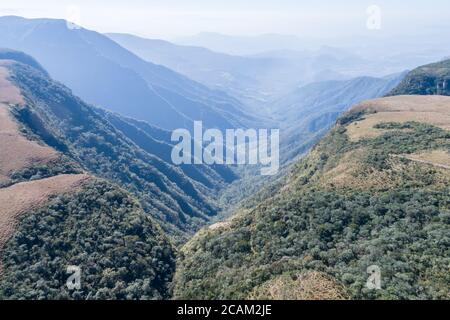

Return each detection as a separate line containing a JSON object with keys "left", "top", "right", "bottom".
{"left": 1, "top": 0, "right": 449, "bottom": 39}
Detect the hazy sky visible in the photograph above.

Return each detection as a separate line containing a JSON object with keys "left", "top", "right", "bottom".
{"left": 1, "top": 0, "right": 449, "bottom": 39}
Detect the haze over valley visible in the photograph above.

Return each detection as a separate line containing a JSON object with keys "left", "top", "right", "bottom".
{"left": 0, "top": 1, "right": 449, "bottom": 301}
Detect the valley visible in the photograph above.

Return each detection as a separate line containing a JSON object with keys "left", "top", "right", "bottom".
{"left": 0, "top": 14, "right": 448, "bottom": 301}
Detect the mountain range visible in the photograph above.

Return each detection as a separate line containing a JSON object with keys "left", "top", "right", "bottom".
{"left": 172, "top": 32, "right": 311, "bottom": 56}
{"left": 106, "top": 33, "right": 399, "bottom": 105}
{"left": 0, "top": 16, "right": 260, "bottom": 131}
{"left": 107, "top": 33, "right": 285, "bottom": 104}
{"left": 0, "top": 17, "right": 448, "bottom": 300}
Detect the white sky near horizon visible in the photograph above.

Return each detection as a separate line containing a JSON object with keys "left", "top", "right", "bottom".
{"left": 0, "top": 0, "right": 449, "bottom": 40}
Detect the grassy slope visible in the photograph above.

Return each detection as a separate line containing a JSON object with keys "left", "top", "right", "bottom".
{"left": 0, "top": 58, "right": 177, "bottom": 299}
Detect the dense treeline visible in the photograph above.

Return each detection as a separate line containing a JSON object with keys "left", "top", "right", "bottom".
{"left": 0, "top": 179, "right": 176, "bottom": 300}
{"left": 0, "top": 59, "right": 179, "bottom": 300}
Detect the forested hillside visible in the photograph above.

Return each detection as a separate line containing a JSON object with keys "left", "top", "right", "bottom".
{"left": 0, "top": 179, "right": 175, "bottom": 300}
{"left": 0, "top": 58, "right": 176, "bottom": 299}
{"left": 388, "top": 59, "right": 450, "bottom": 96}
{"left": 174, "top": 95, "right": 450, "bottom": 300}
{"left": 5, "top": 60, "right": 228, "bottom": 238}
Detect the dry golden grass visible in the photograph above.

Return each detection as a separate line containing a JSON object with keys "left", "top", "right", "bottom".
{"left": 0, "top": 174, "right": 90, "bottom": 274}
{"left": 400, "top": 149, "right": 450, "bottom": 169}
{"left": 248, "top": 271, "right": 348, "bottom": 300}
{"left": 331, "top": 95, "right": 450, "bottom": 189}
{"left": 0, "top": 67, "right": 58, "bottom": 184}
{"left": 347, "top": 95, "right": 450, "bottom": 141}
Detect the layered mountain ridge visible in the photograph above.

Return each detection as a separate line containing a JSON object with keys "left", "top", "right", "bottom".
{"left": 0, "top": 16, "right": 262, "bottom": 131}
